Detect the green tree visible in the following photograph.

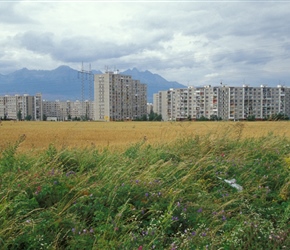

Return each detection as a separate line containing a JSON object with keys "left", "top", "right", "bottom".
{"left": 25, "top": 115, "right": 32, "bottom": 121}
{"left": 148, "top": 110, "right": 162, "bottom": 121}
{"left": 17, "top": 110, "right": 22, "bottom": 121}
{"left": 210, "top": 115, "right": 219, "bottom": 121}
{"left": 247, "top": 115, "right": 256, "bottom": 121}
{"left": 268, "top": 113, "right": 289, "bottom": 121}
{"left": 197, "top": 116, "right": 209, "bottom": 121}
{"left": 43, "top": 114, "right": 47, "bottom": 121}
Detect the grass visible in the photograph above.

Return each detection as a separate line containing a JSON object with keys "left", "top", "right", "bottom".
{"left": 0, "top": 123, "right": 289, "bottom": 249}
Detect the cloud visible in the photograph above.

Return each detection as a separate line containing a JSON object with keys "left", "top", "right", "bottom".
{"left": 1, "top": 1, "right": 290, "bottom": 87}
{"left": 0, "top": 2, "right": 35, "bottom": 24}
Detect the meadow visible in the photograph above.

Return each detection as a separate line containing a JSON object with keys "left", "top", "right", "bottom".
{"left": 0, "top": 121, "right": 289, "bottom": 249}
{"left": 1, "top": 121, "right": 290, "bottom": 153}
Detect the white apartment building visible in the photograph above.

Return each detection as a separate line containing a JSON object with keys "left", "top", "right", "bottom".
{"left": 42, "top": 100, "right": 94, "bottom": 121}
{"left": 153, "top": 85, "right": 290, "bottom": 121}
{"left": 94, "top": 71, "right": 147, "bottom": 121}
{"left": 0, "top": 93, "right": 42, "bottom": 120}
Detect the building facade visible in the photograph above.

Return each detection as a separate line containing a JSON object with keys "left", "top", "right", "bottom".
{"left": 0, "top": 93, "right": 43, "bottom": 120}
{"left": 153, "top": 85, "right": 290, "bottom": 121}
{"left": 42, "top": 100, "right": 94, "bottom": 121}
{"left": 94, "top": 72, "right": 147, "bottom": 121}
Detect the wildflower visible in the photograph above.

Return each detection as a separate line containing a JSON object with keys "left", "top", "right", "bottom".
{"left": 83, "top": 229, "right": 87, "bottom": 233}
{"left": 138, "top": 246, "right": 143, "bottom": 250}
{"left": 191, "top": 231, "right": 196, "bottom": 236}
{"left": 158, "top": 192, "right": 161, "bottom": 196}
{"left": 145, "top": 192, "right": 149, "bottom": 197}
{"left": 222, "top": 215, "right": 226, "bottom": 221}
{"left": 177, "top": 201, "right": 180, "bottom": 207}
{"left": 72, "top": 228, "right": 76, "bottom": 233}
{"left": 172, "top": 216, "right": 179, "bottom": 221}
{"left": 202, "top": 232, "right": 206, "bottom": 237}
{"left": 135, "top": 180, "right": 139, "bottom": 184}
{"left": 89, "top": 228, "right": 94, "bottom": 233}
{"left": 35, "top": 185, "right": 42, "bottom": 195}
{"left": 197, "top": 208, "right": 202, "bottom": 213}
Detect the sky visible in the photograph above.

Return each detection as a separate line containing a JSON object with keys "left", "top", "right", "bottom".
{"left": 1, "top": 0, "right": 290, "bottom": 87}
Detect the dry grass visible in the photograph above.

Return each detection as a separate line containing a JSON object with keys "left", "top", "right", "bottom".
{"left": 1, "top": 120, "right": 290, "bottom": 153}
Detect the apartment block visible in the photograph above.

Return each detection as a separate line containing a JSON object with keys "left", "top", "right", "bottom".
{"left": 0, "top": 93, "right": 43, "bottom": 120}
{"left": 42, "top": 100, "right": 94, "bottom": 121}
{"left": 153, "top": 85, "right": 290, "bottom": 121}
{"left": 94, "top": 71, "right": 147, "bottom": 121}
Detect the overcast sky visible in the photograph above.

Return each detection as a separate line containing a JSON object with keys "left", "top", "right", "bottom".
{"left": 1, "top": 0, "right": 290, "bottom": 87}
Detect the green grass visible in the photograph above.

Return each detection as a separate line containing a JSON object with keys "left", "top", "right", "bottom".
{"left": 0, "top": 125, "right": 289, "bottom": 249}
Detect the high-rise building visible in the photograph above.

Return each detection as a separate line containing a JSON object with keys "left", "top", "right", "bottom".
{"left": 0, "top": 93, "right": 43, "bottom": 120}
{"left": 153, "top": 85, "right": 290, "bottom": 121}
{"left": 94, "top": 71, "right": 147, "bottom": 121}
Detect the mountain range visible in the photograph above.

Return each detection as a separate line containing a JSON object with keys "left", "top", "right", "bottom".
{"left": 0, "top": 66, "right": 185, "bottom": 103}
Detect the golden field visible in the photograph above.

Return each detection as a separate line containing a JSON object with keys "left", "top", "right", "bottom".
{"left": 1, "top": 120, "right": 290, "bottom": 153}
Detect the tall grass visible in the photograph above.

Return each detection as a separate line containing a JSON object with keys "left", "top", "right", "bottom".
{"left": 0, "top": 124, "right": 289, "bottom": 249}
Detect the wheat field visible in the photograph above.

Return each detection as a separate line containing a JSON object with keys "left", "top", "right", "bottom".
{"left": 1, "top": 120, "right": 290, "bottom": 153}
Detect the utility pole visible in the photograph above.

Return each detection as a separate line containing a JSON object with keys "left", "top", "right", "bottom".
{"left": 78, "top": 62, "right": 93, "bottom": 120}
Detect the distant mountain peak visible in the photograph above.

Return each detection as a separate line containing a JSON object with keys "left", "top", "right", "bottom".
{"left": 53, "top": 65, "right": 75, "bottom": 72}
{"left": 0, "top": 65, "right": 185, "bottom": 103}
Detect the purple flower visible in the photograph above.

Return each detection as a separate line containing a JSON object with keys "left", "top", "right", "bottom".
{"left": 172, "top": 216, "right": 179, "bottom": 221}
{"left": 89, "top": 228, "right": 94, "bottom": 233}
{"left": 197, "top": 208, "right": 203, "bottom": 213}
{"left": 202, "top": 232, "right": 206, "bottom": 237}
{"left": 222, "top": 215, "right": 227, "bottom": 221}
{"left": 177, "top": 201, "right": 180, "bottom": 207}
{"left": 145, "top": 193, "right": 149, "bottom": 197}
{"left": 191, "top": 231, "right": 196, "bottom": 236}
{"left": 72, "top": 228, "right": 75, "bottom": 233}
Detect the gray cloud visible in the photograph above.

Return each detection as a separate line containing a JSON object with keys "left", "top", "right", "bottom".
{"left": 0, "top": 3, "right": 35, "bottom": 24}
{"left": 1, "top": 2, "right": 290, "bottom": 87}
{"left": 14, "top": 29, "right": 170, "bottom": 63}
